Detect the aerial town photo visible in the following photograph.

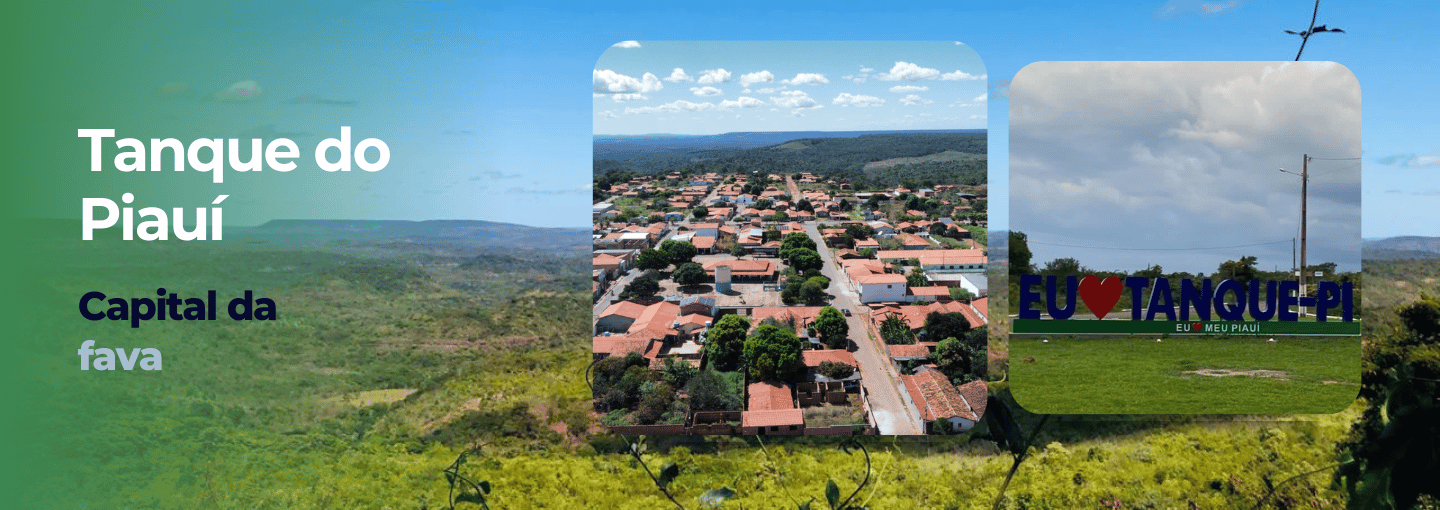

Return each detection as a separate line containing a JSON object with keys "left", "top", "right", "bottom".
{"left": 590, "top": 41, "right": 992, "bottom": 435}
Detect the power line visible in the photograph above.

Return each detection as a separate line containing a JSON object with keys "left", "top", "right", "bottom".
{"left": 1028, "top": 239, "right": 1293, "bottom": 252}
{"left": 1307, "top": 156, "right": 1360, "bottom": 161}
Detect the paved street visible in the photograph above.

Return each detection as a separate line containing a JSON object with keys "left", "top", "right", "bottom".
{"left": 804, "top": 223, "right": 923, "bottom": 435}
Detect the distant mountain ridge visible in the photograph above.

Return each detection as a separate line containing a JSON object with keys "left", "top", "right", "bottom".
{"left": 1363, "top": 236, "right": 1440, "bottom": 260}
{"left": 594, "top": 129, "right": 985, "bottom": 159}
{"left": 242, "top": 219, "right": 589, "bottom": 251}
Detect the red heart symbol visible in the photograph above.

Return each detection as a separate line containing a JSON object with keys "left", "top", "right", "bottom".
{"left": 1078, "top": 275, "right": 1123, "bottom": 319}
{"left": 1193, "top": 323, "right": 1202, "bottom": 332}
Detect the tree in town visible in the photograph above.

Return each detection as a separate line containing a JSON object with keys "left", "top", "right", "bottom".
{"left": 744, "top": 324, "right": 804, "bottom": 382}
{"left": 845, "top": 223, "right": 873, "bottom": 241}
{"left": 661, "top": 355, "right": 698, "bottom": 389}
{"left": 800, "top": 279, "right": 827, "bottom": 304}
{"left": 781, "top": 232, "right": 817, "bottom": 253}
{"left": 934, "top": 336, "right": 984, "bottom": 385}
{"left": 924, "top": 311, "right": 972, "bottom": 345}
{"left": 879, "top": 313, "right": 915, "bottom": 345}
{"left": 705, "top": 314, "right": 750, "bottom": 372}
{"left": 684, "top": 369, "right": 742, "bottom": 412}
{"left": 949, "top": 287, "right": 976, "bottom": 302}
{"left": 659, "top": 239, "right": 698, "bottom": 266}
{"left": 816, "top": 361, "right": 854, "bottom": 380}
{"left": 635, "top": 249, "right": 670, "bottom": 271}
{"left": 620, "top": 274, "right": 661, "bottom": 299}
{"left": 692, "top": 205, "right": 709, "bottom": 219}
{"left": 672, "top": 262, "right": 707, "bottom": 287}
{"left": 907, "top": 267, "right": 931, "bottom": 288}
{"left": 785, "top": 248, "right": 823, "bottom": 274}
{"left": 1215, "top": 255, "right": 1259, "bottom": 284}
{"left": 1009, "top": 231, "right": 1034, "bottom": 278}
{"left": 814, "top": 306, "right": 850, "bottom": 350}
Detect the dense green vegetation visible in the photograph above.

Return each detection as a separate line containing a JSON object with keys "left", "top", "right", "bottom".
{"left": 595, "top": 132, "right": 986, "bottom": 189}
{"left": 23, "top": 221, "right": 1440, "bottom": 508}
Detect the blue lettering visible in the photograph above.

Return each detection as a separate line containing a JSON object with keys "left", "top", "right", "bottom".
{"left": 1146, "top": 277, "right": 1176, "bottom": 321}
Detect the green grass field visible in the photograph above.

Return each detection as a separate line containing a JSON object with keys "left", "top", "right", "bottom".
{"left": 1009, "top": 335, "right": 1361, "bottom": 414}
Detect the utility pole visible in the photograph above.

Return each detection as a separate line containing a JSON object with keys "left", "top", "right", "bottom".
{"left": 1299, "top": 154, "right": 1310, "bottom": 318}
{"left": 1280, "top": 155, "right": 1311, "bottom": 317}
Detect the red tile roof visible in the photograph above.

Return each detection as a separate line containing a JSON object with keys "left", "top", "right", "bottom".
{"left": 592, "top": 336, "right": 653, "bottom": 357}
{"left": 703, "top": 259, "right": 776, "bottom": 277}
{"left": 743, "top": 409, "right": 805, "bottom": 428}
{"left": 599, "top": 300, "right": 649, "bottom": 320}
{"left": 956, "top": 379, "right": 989, "bottom": 422}
{"left": 888, "top": 344, "right": 932, "bottom": 358}
{"left": 748, "top": 381, "right": 795, "bottom": 411}
{"left": 801, "top": 350, "right": 857, "bottom": 368}
{"left": 907, "top": 369, "right": 977, "bottom": 422}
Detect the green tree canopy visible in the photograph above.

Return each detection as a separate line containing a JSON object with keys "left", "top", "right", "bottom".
{"left": 692, "top": 205, "right": 710, "bottom": 219}
{"left": 784, "top": 248, "right": 823, "bottom": 274}
{"left": 880, "top": 313, "right": 915, "bottom": 345}
{"left": 659, "top": 239, "right": 698, "bottom": 266}
{"left": 1042, "top": 257, "right": 1084, "bottom": 276}
{"left": 1009, "top": 231, "right": 1033, "bottom": 277}
{"left": 934, "top": 336, "right": 984, "bottom": 385}
{"left": 684, "top": 369, "right": 743, "bottom": 412}
{"left": 814, "top": 306, "right": 850, "bottom": 349}
{"left": 744, "top": 324, "right": 804, "bottom": 382}
{"left": 620, "top": 274, "right": 660, "bottom": 299}
{"left": 672, "top": 262, "right": 707, "bottom": 287}
{"left": 924, "top": 312, "right": 972, "bottom": 342}
{"left": 781, "top": 232, "right": 817, "bottom": 253}
{"left": 907, "top": 267, "right": 930, "bottom": 287}
{"left": 845, "top": 223, "right": 874, "bottom": 241}
{"left": 635, "top": 249, "right": 670, "bottom": 271}
{"left": 705, "top": 314, "right": 751, "bottom": 372}
{"left": 1216, "top": 255, "right": 1259, "bottom": 283}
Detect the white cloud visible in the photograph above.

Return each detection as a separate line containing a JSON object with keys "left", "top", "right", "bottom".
{"left": 697, "top": 68, "right": 732, "bottom": 84}
{"left": 782, "top": 73, "right": 830, "bottom": 86}
{"left": 900, "top": 94, "right": 932, "bottom": 106}
{"left": 754, "top": 86, "right": 785, "bottom": 94}
{"left": 770, "top": 90, "right": 819, "bottom": 109}
{"left": 889, "top": 85, "right": 929, "bottom": 93}
{"left": 623, "top": 96, "right": 765, "bottom": 114}
{"left": 739, "top": 70, "right": 774, "bottom": 87}
{"left": 974, "top": 93, "right": 988, "bottom": 102}
{"left": 860, "top": 67, "right": 875, "bottom": 73}
{"left": 593, "top": 69, "right": 663, "bottom": 95}
{"left": 690, "top": 86, "right": 723, "bottom": 97}
{"left": 1203, "top": 0, "right": 1240, "bottom": 13}
{"left": 612, "top": 41, "right": 641, "bottom": 48}
{"left": 718, "top": 96, "right": 766, "bottom": 109}
{"left": 941, "top": 70, "right": 986, "bottom": 81}
{"left": 969, "top": 114, "right": 987, "bottom": 120}
{"left": 877, "top": 62, "right": 940, "bottom": 81}
{"left": 833, "top": 93, "right": 886, "bottom": 107}
{"left": 597, "top": 111, "right": 617, "bottom": 119}
{"left": 624, "top": 99, "right": 716, "bottom": 115}
{"left": 611, "top": 93, "right": 649, "bottom": 102}
{"left": 663, "top": 68, "right": 693, "bottom": 83}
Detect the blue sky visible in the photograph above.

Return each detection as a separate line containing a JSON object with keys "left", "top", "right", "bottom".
{"left": 593, "top": 41, "right": 987, "bottom": 134}
{"left": 69, "top": 1, "right": 1435, "bottom": 232}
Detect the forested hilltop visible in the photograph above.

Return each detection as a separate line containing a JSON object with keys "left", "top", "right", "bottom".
{"left": 595, "top": 131, "right": 986, "bottom": 189}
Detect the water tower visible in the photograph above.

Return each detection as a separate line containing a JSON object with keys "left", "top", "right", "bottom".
{"left": 715, "top": 264, "right": 732, "bottom": 293}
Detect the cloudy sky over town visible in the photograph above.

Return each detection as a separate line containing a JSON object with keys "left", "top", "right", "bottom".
{"left": 593, "top": 41, "right": 987, "bottom": 135}
{"left": 1010, "top": 61, "right": 1361, "bottom": 274}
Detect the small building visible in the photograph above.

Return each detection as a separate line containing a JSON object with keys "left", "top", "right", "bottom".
{"left": 855, "top": 273, "right": 907, "bottom": 303}
{"left": 901, "top": 368, "right": 986, "bottom": 433}
{"left": 743, "top": 382, "right": 804, "bottom": 435}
